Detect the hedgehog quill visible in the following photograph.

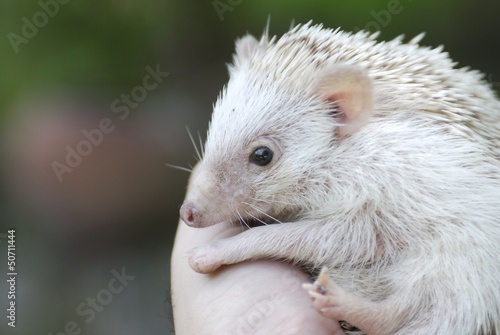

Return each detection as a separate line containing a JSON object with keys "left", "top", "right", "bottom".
{"left": 179, "top": 23, "right": 500, "bottom": 335}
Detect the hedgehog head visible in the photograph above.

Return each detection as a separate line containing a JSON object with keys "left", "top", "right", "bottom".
{"left": 180, "top": 25, "right": 374, "bottom": 228}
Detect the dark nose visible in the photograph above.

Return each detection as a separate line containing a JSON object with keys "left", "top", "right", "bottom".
{"left": 180, "top": 202, "right": 197, "bottom": 226}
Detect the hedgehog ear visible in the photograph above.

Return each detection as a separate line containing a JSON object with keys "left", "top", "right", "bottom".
{"left": 235, "top": 35, "right": 259, "bottom": 62}
{"left": 316, "top": 63, "right": 374, "bottom": 137}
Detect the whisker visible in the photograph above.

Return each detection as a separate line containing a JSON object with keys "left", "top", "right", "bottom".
{"left": 165, "top": 163, "right": 192, "bottom": 173}
{"left": 197, "top": 131, "right": 205, "bottom": 159}
{"left": 236, "top": 210, "right": 251, "bottom": 230}
{"left": 244, "top": 210, "right": 268, "bottom": 226}
{"left": 186, "top": 126, "right": 202, "bottom": 162}
{"left": 243, "top": 202, "right": 283, "bottom": 224}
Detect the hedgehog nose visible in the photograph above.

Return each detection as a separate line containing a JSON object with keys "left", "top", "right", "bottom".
{"left": 180, "top": 202, "right": 198, "bottom": 227}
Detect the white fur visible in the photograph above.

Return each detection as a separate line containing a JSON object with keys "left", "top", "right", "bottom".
{"left": 183, "top": 23, "right": 500, "bottom": 335}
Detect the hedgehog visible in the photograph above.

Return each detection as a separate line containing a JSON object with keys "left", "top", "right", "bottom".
{"left": 179, "top": 22, "right": 500, "bottom": 335}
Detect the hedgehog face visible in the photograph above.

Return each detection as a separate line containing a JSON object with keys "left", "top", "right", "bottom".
{"left": 180, "top": 132, "right": 286, "bottom": 228}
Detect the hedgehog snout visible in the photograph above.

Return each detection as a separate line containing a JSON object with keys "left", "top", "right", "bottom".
{"left": 180, "top": 201, "right": 203, "bottom": 227}
{"left": 180, "top": 197, "right": 225, "bottom": 228}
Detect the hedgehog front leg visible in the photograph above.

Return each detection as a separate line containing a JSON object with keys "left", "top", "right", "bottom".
{"left": 187, "top": 220, "right": 327, "bottom": 273}
{"left": 186, "top": 219, "right": 379, "bottom": 274}
{"left": 303, "top": 267, "right": 394, "bottom": 335}
{"left": 187, "top": 220, "right": 374, "bottom": 273}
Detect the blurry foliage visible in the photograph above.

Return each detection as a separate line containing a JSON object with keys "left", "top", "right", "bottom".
{"left": 0, "top": 1, "right": 175, "bottom": 115}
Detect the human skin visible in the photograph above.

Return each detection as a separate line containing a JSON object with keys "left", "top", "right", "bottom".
{"left": 170, "top": 220, "right": 342, "bottom": 335}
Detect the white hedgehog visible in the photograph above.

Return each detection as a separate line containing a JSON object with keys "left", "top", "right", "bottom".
{"left": 179, "top": 23, "right": 500, "bottom": 335}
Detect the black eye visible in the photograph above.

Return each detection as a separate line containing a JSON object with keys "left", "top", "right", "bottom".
{"left": 250, "top": 146, "right": 274, "bottom": 166}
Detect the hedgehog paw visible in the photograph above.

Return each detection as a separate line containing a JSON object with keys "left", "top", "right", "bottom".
{"left": 187, "top": 245, "right": 222, "bottom": 273}
{"left": 303, "top": 266, "right": 348, "bottom": 321}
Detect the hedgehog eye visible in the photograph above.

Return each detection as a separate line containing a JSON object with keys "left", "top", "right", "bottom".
{"left": 250, "top": 146, "right": 274, "bottom": 166}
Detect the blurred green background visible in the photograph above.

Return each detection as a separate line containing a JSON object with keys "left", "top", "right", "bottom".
{"left": 0, "top": 1, "right": 498, "bottom": 334}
